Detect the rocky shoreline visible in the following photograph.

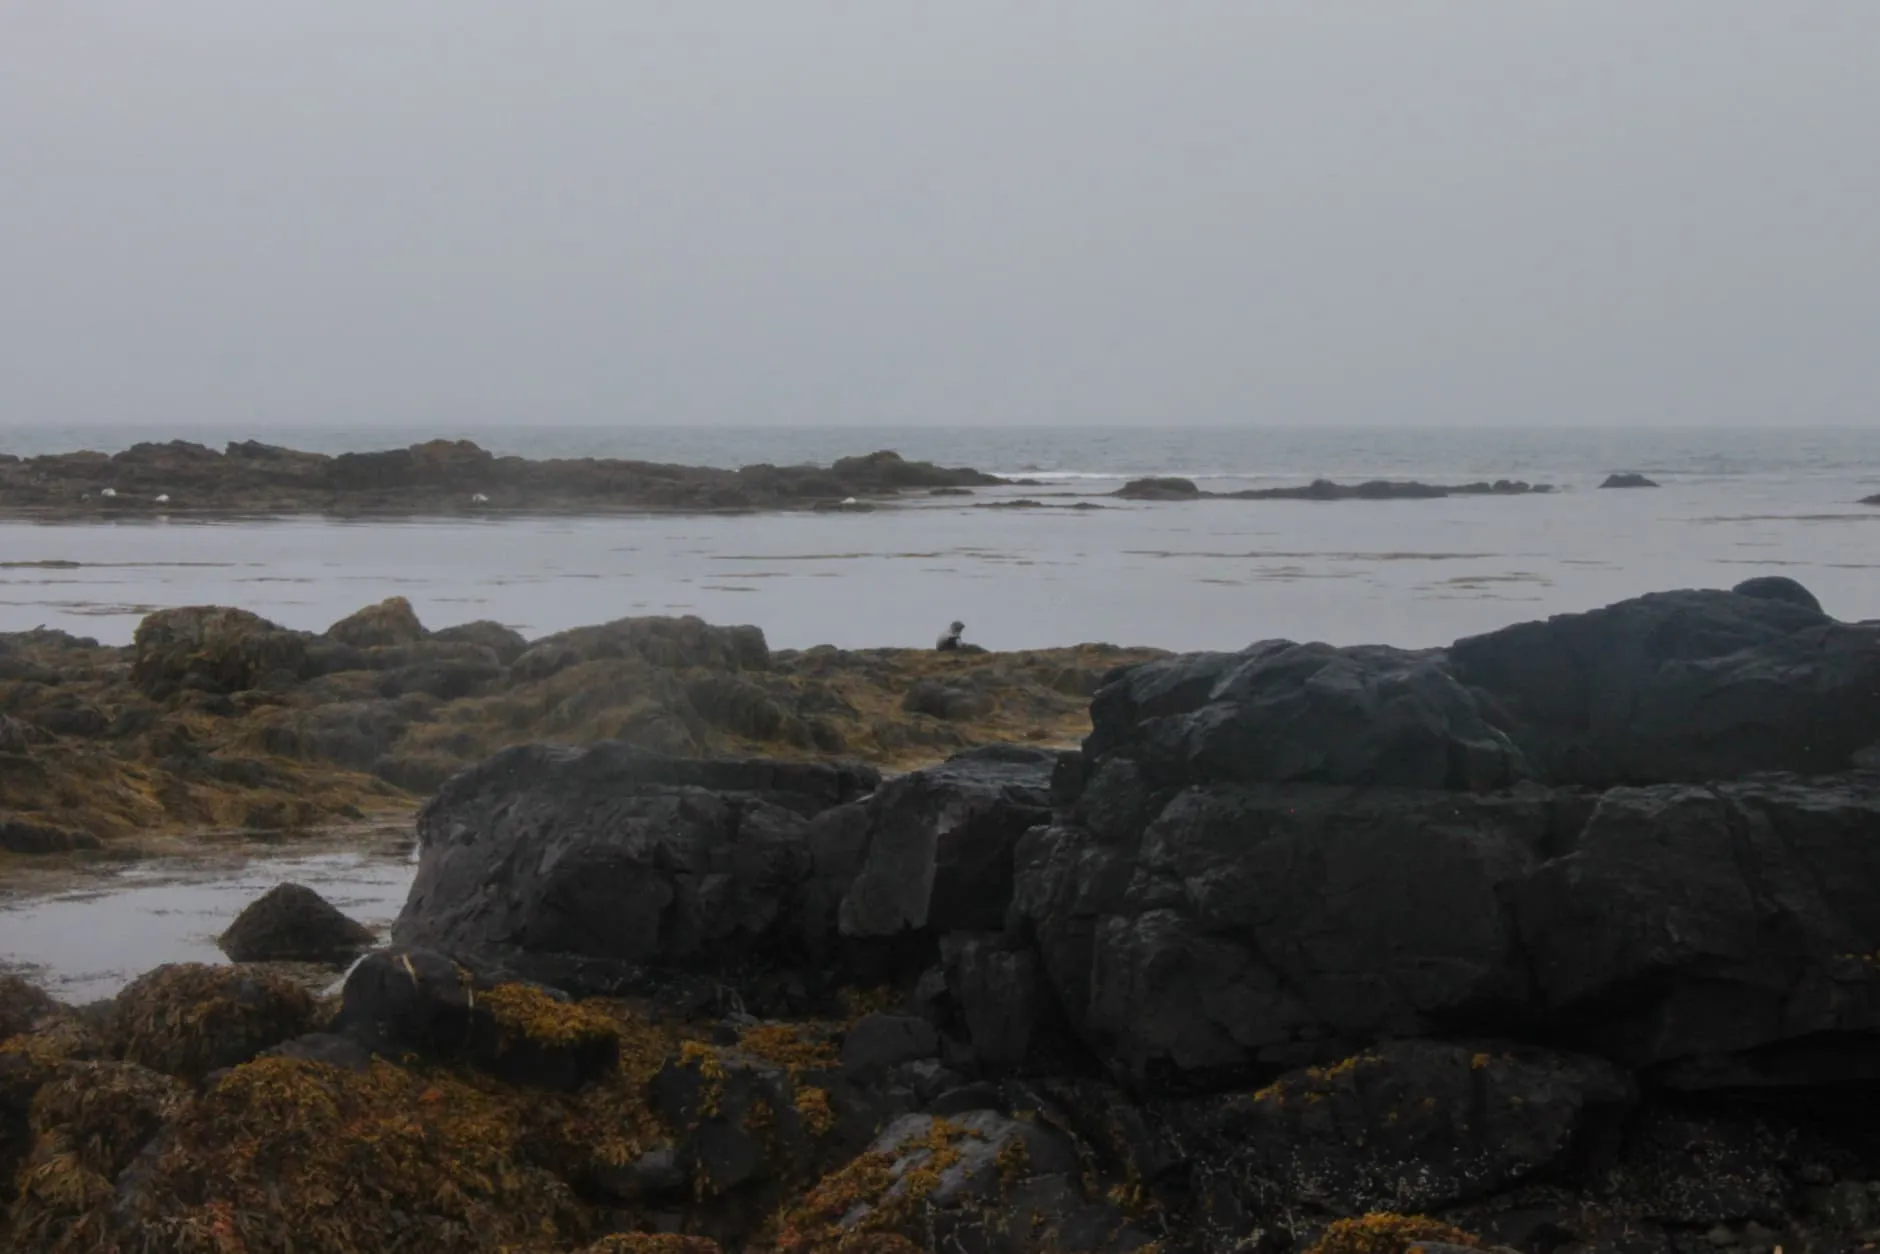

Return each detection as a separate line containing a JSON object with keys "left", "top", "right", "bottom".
{"left": 0, "top": 440, "right": 1004, "bottom": 519}
{"left": 1, "top": 576, "right": 1878, "bottom": 1252}
{"left": 14, "top": 436, "right": 1845, "bottom": 522}
{"left": 0, "top": 596, "right": 1158, "bottom": 861}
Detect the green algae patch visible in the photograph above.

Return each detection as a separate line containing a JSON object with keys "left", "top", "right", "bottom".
{"left": 1306, "top": 1213, "right": 1483, "bottom": 1254}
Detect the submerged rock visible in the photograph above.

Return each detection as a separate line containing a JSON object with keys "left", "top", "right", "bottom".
{"left": 217, "top": 882, "right": 377, "bottom": 965}
{"left": 1599, "top": 472, "right": 1659, "bottom": 488}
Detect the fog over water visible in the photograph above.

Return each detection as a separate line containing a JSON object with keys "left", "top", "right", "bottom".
{"left": 5, "top": 3, "right": 1879, "bottom": 430}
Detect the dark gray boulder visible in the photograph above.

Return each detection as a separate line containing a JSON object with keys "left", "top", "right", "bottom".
{"left": 1087, "top": 642, "right": 1530, "bottom": 793}
{"left": 1171, "top": 1040, "right": 1634, "bottom": 1214}
{"left": 832, "top": 745, "right": 1061, "bottom": 940}
{"left": 1449, "top": 588, "right": 1880, "bottom": 785}
{"left": 1600, "top": 472, "right": 1659, "bottom": 488}
{"left": 1014, "top": 770, "right": 1880, "bottom": 1089}
{"left": 392, "top": 741, "right": 879, "bottom": 996}
{"left": 1012, "top": 783, "right": 1555, "bottom": 1083}
{"left": 1512, "top": 775, "right": 1880, "bottom": 1073}
{"left": 1732, "top": 575, "right": 1824, "bottom": 613}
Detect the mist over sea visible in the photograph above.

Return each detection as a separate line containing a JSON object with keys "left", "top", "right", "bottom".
{"left": 3, "top": 425, "right": 1877, "bottom": 653}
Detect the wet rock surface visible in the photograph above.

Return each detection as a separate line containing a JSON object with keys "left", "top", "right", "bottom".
{"left": 2, "top": 581, "right": 1879, "bottom": 1252}
{"left": 0, "top": 439, "right": 1001, "bottom": 519}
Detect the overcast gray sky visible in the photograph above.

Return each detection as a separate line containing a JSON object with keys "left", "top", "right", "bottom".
{"left": 3, "top": 3, "right": 1877, "bottom": 429}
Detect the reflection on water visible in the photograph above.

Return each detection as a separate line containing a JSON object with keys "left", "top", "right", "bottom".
{"left": 0, "top": 840, "right": 417, "bottom": 1003}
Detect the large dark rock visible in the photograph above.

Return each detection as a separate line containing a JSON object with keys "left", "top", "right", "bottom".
{"left": 1448, "top": 588, "right": 1880, "bottom": 785}
{"left": 1086, "top": 641, "right": 1530, "bottom": 792}
{"left": 1732, "top": 575, "right": 1823, "bottom": 613}
{"left": 1172, "top": 1041, "right": 1634, "bottom": 1215}
{"left": 1015, "top": 770, "right": 1880, "bottom": 1089}
{"left": 1600, "top": 472, "right": 1659, "bottom": 488}
{"left": 217, "top": 882, "right": 376, "bottom": 965}
{"left": 393, "top": 742, "right": 880, "bottom": 997}
{"left": 833, "top": 746, "right": 1061, "bottom": 940}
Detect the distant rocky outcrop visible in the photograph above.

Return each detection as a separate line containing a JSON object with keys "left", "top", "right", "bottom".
{"left": 0, "top": 441, "right": 1003, "bottom": 519}
{"left": 1599, "top": 472, "right": 1659, "bottom": 488}
{"left": 1115, "top": 477, "right": 1555, "bottom": 502}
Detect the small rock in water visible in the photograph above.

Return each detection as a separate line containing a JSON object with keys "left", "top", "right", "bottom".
{"left": 218, "top": 882, "right": 377, "bottom": 965}
{"left": 1600, "top": 472, "right": 1659, "bottom": 488}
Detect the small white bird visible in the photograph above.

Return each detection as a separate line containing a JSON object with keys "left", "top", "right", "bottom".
{"left": 155, "top": 494, "right": 171, "bottom": 504}
{"left": 100, "top": 487, "right": 117, "bottom": 498}
{"left": 471, "top": 493, "right": 490, "bottom": 504}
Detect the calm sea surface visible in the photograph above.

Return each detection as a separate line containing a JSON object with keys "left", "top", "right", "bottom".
{"left": 2, "top": 425, "right": 1877, "bottom": 652}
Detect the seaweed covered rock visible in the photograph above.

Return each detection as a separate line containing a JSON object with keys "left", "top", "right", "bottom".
{"left": 332, "top": 949, "right": 620, "bottom": 1091}
{"left": 580, "top": 1238, "right": 724, "bottom": 1254}
{"left": 109, "top": 964, "right": 318, "bottom": 1081}
{"left": 217, "top": 882, "right": 377, "bottom": 964}
{"left": 0, "top": 975, "right": 59, "bottom": 1043}
{"left": 645, "top": 1033, "right": 849, "bottom": 1215}
{"left": 107, "top": 1055, "right": 589, "bottom": 1252}
{"left": 394, "top": 743, "right": 880, "bottom": 998}
{"left": 430, "top": 618, "right": 530, "bottom": 663}
{"left": 130, "top": 605, "right": 310, "bottom": 698}
{"left": 325, "top": 594, "right": 428, "bottom": 648}
{"left": 8, "top": 1061, "right": 187, "bottom": 1251}
{"left": 774, "top": 1110, "right": 1152, "bottom": 1254}
{"left": 514, "top": 615, "right": 770, "bottom": 680}
{"left": 1303, "top": 1214, "right": 1486, "bottom": 1254}
{"left": 2, "top": 603, "right": 1161, "bottom": 855}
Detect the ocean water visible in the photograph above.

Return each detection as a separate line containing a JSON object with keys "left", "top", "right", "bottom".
{"left": 2, "top": 425, "right": 1877, "bottom": 652}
